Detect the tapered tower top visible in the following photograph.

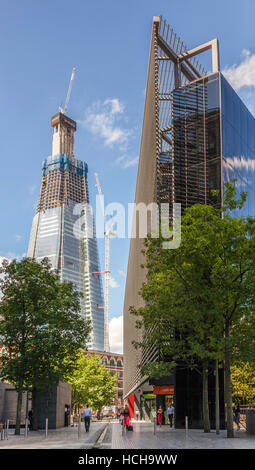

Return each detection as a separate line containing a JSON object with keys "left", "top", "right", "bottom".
{"left": 51, "top": 112, "right": 77, "bottom": 157}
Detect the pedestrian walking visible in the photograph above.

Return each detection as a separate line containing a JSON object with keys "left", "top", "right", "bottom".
{"left": 157, "top": 405, "right": 163, "bottom": 427}
{"left": 121, "top": 405, "right": 130, "bottom": 429}
{"left": 83, "top": 404, "right": 92, "bottom": 432}
{"left": 28, "top": 408, "right": 33, "bottom": 431}
{"left": 167, "top": 403, "right": 175, "bottom": 428}
{"left": 234, "top": 404, "right": 241, "bottom": 430}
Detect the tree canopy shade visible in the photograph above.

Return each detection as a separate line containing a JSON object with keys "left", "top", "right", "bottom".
{"left": 231, "top": 362, "right": 255, "bottom": 405}
{"left": 66, "top": 353, "right": 116, "bottom": 412}
{"left": 130, "top": 182, "right": 255, "bottom": 437}
{"left": 0, "top": 257, "right": 90, "bottom": 433}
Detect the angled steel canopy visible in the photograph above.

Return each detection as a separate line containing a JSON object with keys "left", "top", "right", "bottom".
{"left": 152, "top": 15, "right": 220, "bottom": 155}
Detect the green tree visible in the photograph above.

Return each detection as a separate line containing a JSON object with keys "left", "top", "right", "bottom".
{"left": 0, "top": 257, "right": 90, "bottom": 434}
{"left": 231, "top": 362, "right": 255, "bottom": 405}
{"left": 131, "top": 182, "right": 255, "bottom": 437}
{"left": 67, "top": 353, "right": 116, "bottom": 413}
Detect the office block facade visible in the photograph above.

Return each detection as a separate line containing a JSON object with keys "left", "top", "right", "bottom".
{"left": 124, "top": 16, "right": 255, "bottom": 427}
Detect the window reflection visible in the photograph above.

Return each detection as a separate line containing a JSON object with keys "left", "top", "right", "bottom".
{"left": 221, "top": 74, "right": 255, "bottom": 217}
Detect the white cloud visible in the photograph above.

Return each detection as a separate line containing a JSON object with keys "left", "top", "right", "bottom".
{"left": 115, "top": 154, "right": 139, "bottom": 169}
{"left": 14, "top": 235, "right": 23, "bottom": 242}
{"left": 104, "top": 98, "right": 124, "bottom": 115}
{"left": 223, "top": 156, "right": 255, "bottom": 188}
{"left": 223, "top": 50, "right": 255, "bottom": 91}
{"left": 79, "top": 98, "right": 131, "bottom": 148}
{"left": 224, "top": 155, "right": 255, "bottom": 172}
{"left": 118, "top": 269, "right": 125, "bottom": 277}
{"left": 0, "top": 252, "right": 26, "bottom": 261}
{"left": 28, "top": 184, "right": 37, "bottom": 195}
{"left": 109, "top": 276, "right": 119, "bottom": 289}
{"left": 109, "top": 316, "right": 123, "bottom": 354}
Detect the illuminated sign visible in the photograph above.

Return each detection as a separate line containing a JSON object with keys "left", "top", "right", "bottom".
{"left": 153, "top": 385, "right": 174, "bottom": 395}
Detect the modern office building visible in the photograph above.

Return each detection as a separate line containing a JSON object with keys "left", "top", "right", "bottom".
{"left": 124, "top": 16, "right": 255, "bottom": 427}
{"left": 28, "top": 111, "right": 106, "bottom": 351}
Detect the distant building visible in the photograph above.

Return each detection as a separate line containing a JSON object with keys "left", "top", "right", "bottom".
{"left": 85, "top": 350, "right": 124, "bottom": 408}
{"left": 27, "top": 111, "right": 106, "bottom": 351}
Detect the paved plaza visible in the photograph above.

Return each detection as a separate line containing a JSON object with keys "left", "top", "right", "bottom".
{"left": 0, "top": 421, "right": 107, "bottom": 449}
{"left": 101, "top": 422, "right": 255, "bottom": 450}
{"left": 0, "top": 421, "right": 254, "bottom": 449}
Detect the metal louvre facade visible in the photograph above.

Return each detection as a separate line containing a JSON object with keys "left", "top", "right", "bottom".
{"left": 172, "top": 73, "right": 222, "bottom": 212}
{"left": 124, "top": 16, "right": 209, "bottom": 397}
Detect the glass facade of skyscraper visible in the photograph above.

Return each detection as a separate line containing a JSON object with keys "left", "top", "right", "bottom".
{"left": 172, "top": 72, "right": 255, "bottom": 216}
{"left": 221, "top": 74, "right": 255, "bottom": 216}
{"left": 28, "top": 113, "right": 105, "bottom": 351}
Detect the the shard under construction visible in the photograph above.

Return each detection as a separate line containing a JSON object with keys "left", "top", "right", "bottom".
{"left": 28, "top": 111, "right": 106, "bottom": 351}
{"left": 124, "top": 16, "right": 255, "bottom": 426}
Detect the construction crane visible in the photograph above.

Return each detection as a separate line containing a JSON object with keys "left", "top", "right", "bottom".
{"left": 59, "top": 67, "right": 76, "bottom": 115}
{"left": 94, "top": 172, "right": 116, "bottom": 352}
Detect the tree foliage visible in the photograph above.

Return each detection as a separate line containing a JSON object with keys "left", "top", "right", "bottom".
{"left": 0, "top": 257, "right": 90, "bottom": 433}
{"left": 130, "top": 181, "right": 255, "bottom": 437}
{"left": 67, "top": 352, "right": 116, "bottom": 412}
{"left": 231, "top": 362, "right": 255, "bottom": 405}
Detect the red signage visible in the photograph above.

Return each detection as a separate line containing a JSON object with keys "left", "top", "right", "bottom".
{"left": 153, "top": 385, "right": 174, "bottom": 395}
{"left": 128, "top": 393, "right": 134, "bottom": 419}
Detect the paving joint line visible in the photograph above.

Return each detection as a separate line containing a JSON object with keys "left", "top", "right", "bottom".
{"left": 93, "top": 422, "right": 109, "bottom": 449}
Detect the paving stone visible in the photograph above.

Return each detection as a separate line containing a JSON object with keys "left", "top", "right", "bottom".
{"left": 0, "top": 422, "right": 107, "bottom": 449}
{"left": 99, "top": 422, "right": 255, "bottom": 449}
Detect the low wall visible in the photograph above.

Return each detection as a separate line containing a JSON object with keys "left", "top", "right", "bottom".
{"left": 245, "top": 409, "right": 255, "bottom": 434}
{"left": 37, "top": 382, "right": 72, "bottom": 429}
{"left": 0, "top": 382, "right": 29, "bottom": 425}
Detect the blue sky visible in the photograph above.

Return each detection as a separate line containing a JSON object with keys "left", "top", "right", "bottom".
{"left": 1, "top": 0, "right": 255, "bottom": 352}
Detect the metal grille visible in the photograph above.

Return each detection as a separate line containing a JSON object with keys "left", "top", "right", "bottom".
{"left": 123, "top": 16, "right": 216, "bottom": 398}
{"left": 172, "top": 77, "right": 221, "bottom": 212}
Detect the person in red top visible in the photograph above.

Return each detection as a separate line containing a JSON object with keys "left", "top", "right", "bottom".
{"left": 157, "top": 405, "right": 163, "bottom": 427}
{"left": 122, "top": 405, "right": 130, "bottom": 428}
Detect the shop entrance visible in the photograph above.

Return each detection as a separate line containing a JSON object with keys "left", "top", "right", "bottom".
{"left": 154, "top": 385, "right": 174, "bottom": 425}
{"left": 140, "top": 393, "right": 156, "bottom": 422}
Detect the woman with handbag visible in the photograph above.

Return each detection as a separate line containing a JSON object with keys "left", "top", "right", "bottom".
{"left": 157, "top": 405, "right": 163, "bottom": 427}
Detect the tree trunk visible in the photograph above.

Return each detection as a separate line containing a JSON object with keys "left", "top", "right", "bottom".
{"left": 32, "top": 388, "right": 38, "bottom": 431}
{"left": 15, "top": 381, "right": 24, "bottom": 435}
{"left": 215, "top": 359, "right": 220, "bottom": 434}
{"left": 223, "top": 364, "right": 227, "bottom": 428}
{"left": 224, "top": 323, "right": 234, "bottom": 438}
{"left": 202, "top": 361, "right": 210, "bottom": 433}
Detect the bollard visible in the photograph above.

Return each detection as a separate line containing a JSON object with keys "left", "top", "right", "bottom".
{"left": 78, "top": 415, "right": 81, "bottom": 439}
{"left": 154, "top": 416, "right": 156, "bottom": 435}
{"left": 45, "top": 418, "right": 48, "bottom": 439}
{"left": 185, "top": 416, "right": 188, "bottom": 433}
{"left": 25, "top": 418, "right": 28, "bottom": 438}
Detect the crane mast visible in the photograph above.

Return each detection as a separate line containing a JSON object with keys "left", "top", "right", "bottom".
{"left": 95, "top": 173, "right": 115, "bottom": 352}
{"left": 59, "top": 67, "right": 76, "bottom": 115}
